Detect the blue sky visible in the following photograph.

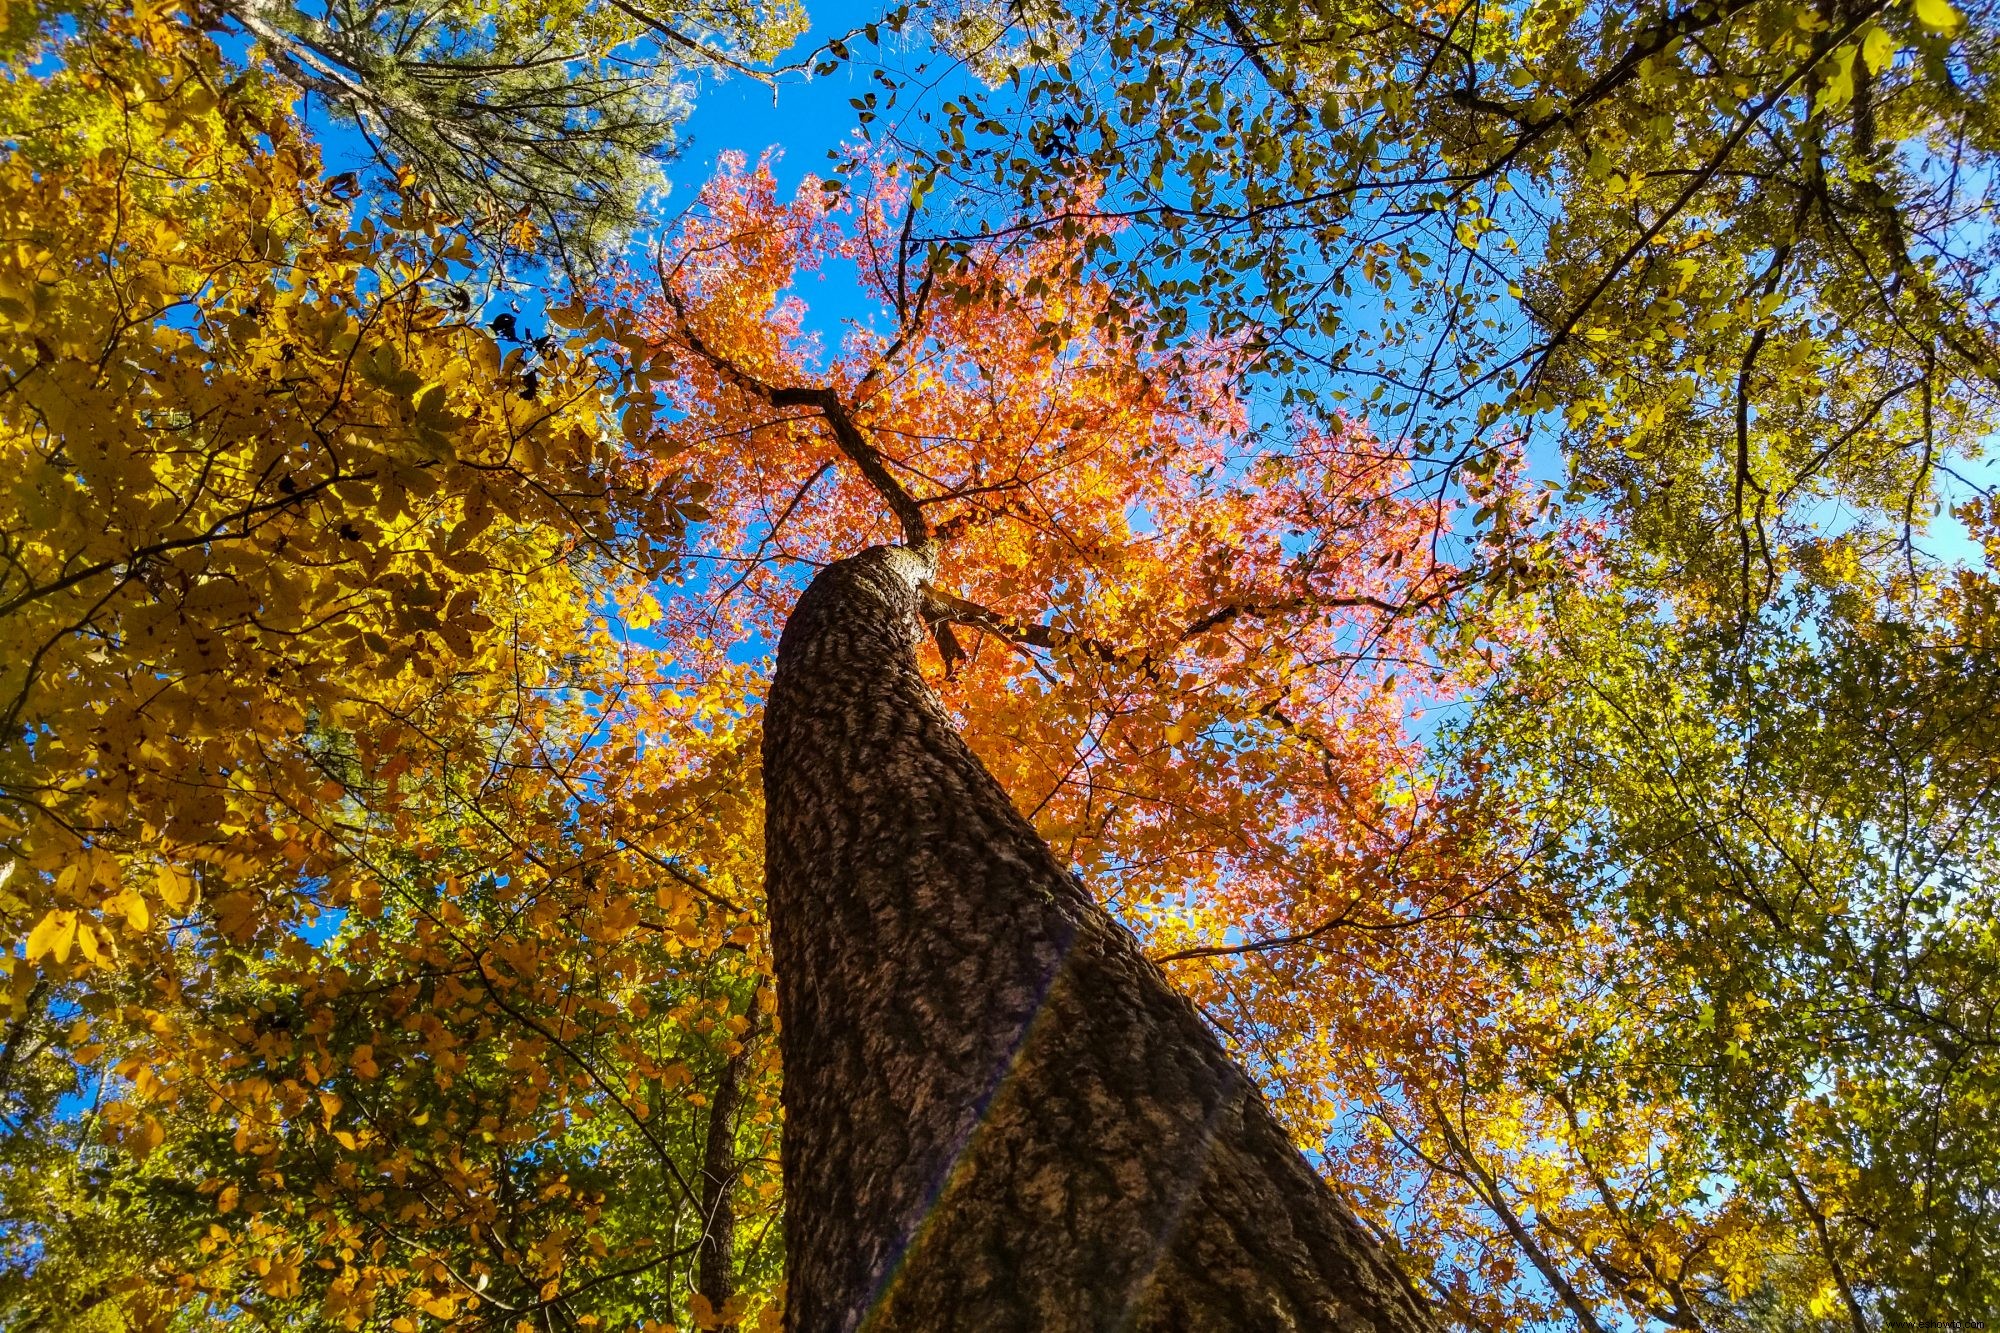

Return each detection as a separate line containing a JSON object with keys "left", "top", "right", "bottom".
{"left": 676, "top": 31, "right": 866, "bottom": 192}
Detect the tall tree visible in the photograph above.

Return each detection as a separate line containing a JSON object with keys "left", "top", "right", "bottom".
{"left": 763, "top": 540, "right": 1442, "bottom": 1330}
{"left": 616, "top": 159, "right": 1530, "bottom": 1330}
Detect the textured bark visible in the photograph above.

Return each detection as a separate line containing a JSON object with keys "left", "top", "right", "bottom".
{"left": 762, "top": 545, "right": 1445, "bottom": 1333}
{"left": 697, "top": 1012, "right": 757, "bottom": 1332}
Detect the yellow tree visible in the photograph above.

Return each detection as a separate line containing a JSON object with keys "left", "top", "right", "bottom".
{"left": 0, "top": 4, "right": 784, "bottom": 1327}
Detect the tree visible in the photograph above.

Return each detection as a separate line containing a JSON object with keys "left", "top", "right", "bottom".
{"left": 0, "top": 3, "right": 783, "bottom": 1325}
{"left": 217, "top": 0, "right": 811, "bottom": 265}
{"left": 612, "top": 158, "right": 1543, "bottom": 1328}
{"left": 0, "top": 970, "right": 208, "bottom": 1333}
{"left": 1435, "top": 540, "right": 2000, "bottom": 1332}
{"left": 0, "top": 0, "right": 679, "bottom": 997}
{"left": 696, "top": 1008, "right": 764, "bottom": 1332}
{"left": 762, "top": 541, "right": 1442, "bottom": 1329}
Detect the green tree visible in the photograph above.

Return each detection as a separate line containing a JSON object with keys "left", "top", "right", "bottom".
{"left": 1441, "top": 549, "right": 2000, "bottom": 1331}
{"left": 0, "top": 977, "right": 211, "bottom": 1333}
{"left": 220, "top": 0, "right": 810, "bottom": 264}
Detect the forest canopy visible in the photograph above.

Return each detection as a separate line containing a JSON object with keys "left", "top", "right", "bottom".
{"left": 2, "top": 0, "right": 1997, "bottom": 1328}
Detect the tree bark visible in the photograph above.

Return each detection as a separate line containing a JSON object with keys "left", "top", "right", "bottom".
{"left": 762, "top": 545, "right": 1444, "bottom": 1332}
{"left": 697, "top": 1010, "right": 758, "bottom": 1331}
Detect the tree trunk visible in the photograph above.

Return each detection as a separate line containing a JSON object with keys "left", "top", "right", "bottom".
{"left": 762, "top": 545, "right": 1444, "bottom": 1332}
{"left": 697, "top": 1010, "right": 758, "bottom": 1331}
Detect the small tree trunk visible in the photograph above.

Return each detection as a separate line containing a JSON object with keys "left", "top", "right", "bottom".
{"left": 762, "top": 546, "right": 1443, "bottom": 1332}
{"left": 697, "top": 1011, "right": 759, "bottom": 1332}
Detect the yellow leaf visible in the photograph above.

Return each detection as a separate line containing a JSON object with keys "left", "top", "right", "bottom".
{"left": 106, "top": 889, "right": 151, "bottom": 932}
{"left": 1912, "top": 0, "right": 1961, "bottom": 31}
{"left": 157, "top": 865, "right": 196, "bottom": 912}
{"left": 217, "top": 1184, "right": 240, "bottom": 1214}
{"left": 1814, "top": 45, "right": 1856, "bottom": 113}
{"left": 73, "top": 923, "right": 104, "bottom": 964}
{"left": 129, "top": 1115, "right": 164, "bottom": 1162}
{"left": 1861, "top": 25, "right": 1898, "bottom": 71}
{"left": 24, "top": 910, "right": 76, "bottom": 962}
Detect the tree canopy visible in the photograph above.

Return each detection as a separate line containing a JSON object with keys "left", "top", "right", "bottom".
{"left": 218, "top": 0, "right": 810, "bottom": 265}
{"left": 4, "top": 0, "right": 1999, "bottom": 1328}
{"left": 891, "top": 0, "right": 2000, "bottom": 606}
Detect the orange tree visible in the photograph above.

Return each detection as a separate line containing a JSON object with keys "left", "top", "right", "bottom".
{"left": 610, "top": 156, "right": 1548, "bottom": 1323}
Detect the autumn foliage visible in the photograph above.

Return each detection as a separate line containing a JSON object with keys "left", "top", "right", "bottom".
{"left": 13, "top": 0, "right": 1999, "bottom": 1329}
{"left": 1, "top": 3, "right": 762, "bottom": 1325}
{"left": 2, "top": 3, "right": 1509, "bottom": 1312}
